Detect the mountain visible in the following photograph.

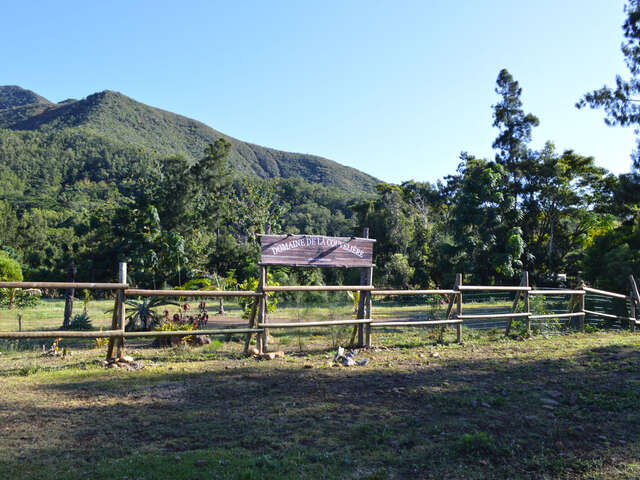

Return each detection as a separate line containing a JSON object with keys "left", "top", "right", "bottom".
{"left": 0, "top": 86, "right": 54, "bottom": 127}
{"left": 0, "top": 85, "right": 52, "bottom": 110}
{"left": 0, "top": 86, "right": 378, "bottom": 192}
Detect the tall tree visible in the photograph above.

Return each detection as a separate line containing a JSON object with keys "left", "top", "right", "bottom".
{"left": 190, "top": 139, "right": 232, "bottom": 238}
{"left": 576, "top": 0, "right": 640, "bottom": 289}
{"left": 443, "top": 154, "right": 524, "bottom": 284}
{"left": 352, "top": 184, "right": 417, "bottom": 287}
{"left": 521, "top": 143, "right": 613, "bottom": 279}
{"left": 577, "top": 0, "right": 640, "bottom": 169}
{"left": 152, "top": 154, "right": 192, "bottom": 233}
{"left": 492, "top": 69, "right": 540, "bottom": 169}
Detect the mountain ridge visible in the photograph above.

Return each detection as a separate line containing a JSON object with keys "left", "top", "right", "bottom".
{"left": 0, "top": 86, "right": 379, "bottom": 192}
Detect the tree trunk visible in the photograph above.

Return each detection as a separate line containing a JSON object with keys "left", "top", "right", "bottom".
{"left": 62, "top": 262, "right": 76, "bottom": 329}
{"left": 548, "top": 220, "right": 554, "bottom": 277}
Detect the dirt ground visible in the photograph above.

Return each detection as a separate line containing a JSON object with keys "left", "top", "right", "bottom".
{"left": 0, "top": 329, "right": 639, "bottom": 479}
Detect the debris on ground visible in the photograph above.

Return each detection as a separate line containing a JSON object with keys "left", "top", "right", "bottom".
{"left": 333, "top": 347, "right": 369, "bottom": 366}
{"left": 252, "top": 350, "right": 285, "bottom": 360}
{"left": 152, "top": 334, "right": 211, "bottom": 348}
{"left": 101, "top": 355, "right": 145, "bottom": 371}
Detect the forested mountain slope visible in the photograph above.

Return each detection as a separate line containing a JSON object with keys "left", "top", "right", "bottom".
{"left": 0, "top": 86, "right": 54, "bottom": 127}
{"left": 0, "top": 86, "right": 378, "bottom": 192}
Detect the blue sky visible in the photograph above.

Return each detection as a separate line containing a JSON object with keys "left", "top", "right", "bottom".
{"left": 2, "top": 0, "right": 635, "bottom": 184}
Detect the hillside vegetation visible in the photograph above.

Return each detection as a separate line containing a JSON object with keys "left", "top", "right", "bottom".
{"left": 0, "top": 85, "right": 54, "bottom": 127}
{"left": 0, "top": 86, "right": 378, "bottom": 192}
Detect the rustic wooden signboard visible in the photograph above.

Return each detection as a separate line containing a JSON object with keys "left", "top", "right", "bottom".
{"left": 260, "top": 234, "right": 375, "bottom": 267}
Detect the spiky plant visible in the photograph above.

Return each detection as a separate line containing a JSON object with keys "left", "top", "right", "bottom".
{"left": 123, "top": 296, "right": 178, "bottom": 331}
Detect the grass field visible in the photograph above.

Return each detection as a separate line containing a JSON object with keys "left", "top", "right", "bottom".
{"left": 0, "top": 299, "right": 639, "bottom": 479}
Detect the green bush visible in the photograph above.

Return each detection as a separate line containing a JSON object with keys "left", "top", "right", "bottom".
{"left": 66, "top": 312, "right": 93, "bottom": 330}
{"left": 0, "top": 289, "right": 40, "bottom": 309}
{"left": 0, "top": 251, "right": 22, "bottom": 282}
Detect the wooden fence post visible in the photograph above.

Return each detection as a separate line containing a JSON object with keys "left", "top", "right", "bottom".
{"left": 357, "top": 228, "right": 371, "bottom": 347}
{"left": 116, "top": 262, "right": 127, "bottom": 359}
{"left": 62, "top": 261, "right": 76, "bottom": 329}
{"left": 630, "top": 275, "right": 640, "bottom": 332}
{"left": 106, "top": 263, "right": 125, "bottom": 361}
{"left": 364, "top": 267, "right": 373, "bottom": 348}
{"left": 243, "top": 297, "right": 260, "bottom": 354}
{"left": 631, "top": 291, "right": 637, "bottom": 333}
{"left": 505, "top": 271, "right": 526, "bottom": 336}
{"left": 259, "top": 265, "right": 268, "bottom": 352}
{"left": 441, "top": 277, "right": 458, "bottom": 342}
{"left": 523, "top": 272, "right": 530, "bottom": 336}
{"left": 456, "top": 273, "right": 462, "bottom": 343}
{"left": 106, "top": 299, "right": 118, "bottom": 360}
{"left": 578, "top": 282, "right": 585, "bottom": 332}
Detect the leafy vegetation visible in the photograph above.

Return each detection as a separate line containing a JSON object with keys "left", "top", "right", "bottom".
{"left": 123, "top": 297, "right": 178, "bottom": 331}
{"left": 64, "top": 312, "right": 92, "bottom": 331}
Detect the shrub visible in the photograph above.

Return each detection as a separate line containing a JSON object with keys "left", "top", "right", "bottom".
{"left": 66, "top": 312, "right": 93, "bottom": 330}
{"left": 0, "top": 289, "right": 40, "bottom": 309}
{"left": 0, "top": 251, "right": 22, "bottom": 282}
{"left": 153, "top": 320, "right": 195, "bottom": 346}
{"left": 94, "top": 329, "right": 108, "bottom": 348}
{"left": 239, "top": 274, "right": 279, "bottom": 318}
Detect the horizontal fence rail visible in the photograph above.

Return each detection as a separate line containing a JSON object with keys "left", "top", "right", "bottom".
{"left": 263, "top": 285, "right": 376, "bottom": 292}
{"left": 0, "top": 329, "right": 264, "bottom": 339}
{"left": 0, "top": 282, "right": 128, "bottom": 289}
{"left": 371, "top": 320, "right": 463, "bottom": 327}
{"left": 583, "top": 286, "right": 631, "bottom": 300}
{"left": 529, "top": 290, "right": 585, "bottom": 295}
{"left": 458, "top": 285, "right": 531, "bottom": 291}
{"left": 371, "top": 289, "right": 457, "bottom": 295}
{"left": 125, "top": 289, "right": 263, "bottom": 297}
{"left": 124, "top": 328, "right": 263, "bottom": 337}
{"left": 0, "top": 330, "right": 124, "bottom": 339}
{"left": 583, "top": 309, "right": 636, "bottom": 322}
{"left": 529, "top": 312, "right": 585, "bottom": 320}
{"left": 258, "top": 319, "right": 371, "bottom": 328}
{"left": 457, "top": 312, "right": 530, "bottom": 320}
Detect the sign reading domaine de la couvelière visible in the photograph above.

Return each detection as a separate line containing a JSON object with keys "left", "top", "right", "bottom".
{"left": 260, "top": 234, "right": 375, "bottom": 267}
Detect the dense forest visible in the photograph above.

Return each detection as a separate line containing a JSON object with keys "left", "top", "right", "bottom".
{"left": 1, "top": 4, "right": 640, "bottom": 294}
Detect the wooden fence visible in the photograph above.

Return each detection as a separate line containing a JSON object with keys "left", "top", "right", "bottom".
{"left": 0, "top": 264, "right": 638, "bottom": 360}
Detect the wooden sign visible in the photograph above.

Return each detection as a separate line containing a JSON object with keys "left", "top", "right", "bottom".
{"left": 260, "top": 234, "right": 375, "bottom": 267}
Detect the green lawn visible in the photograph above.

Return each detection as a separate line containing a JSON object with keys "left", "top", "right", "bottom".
{"left": 0, "top": 299, "right": 638, "bottom": 479}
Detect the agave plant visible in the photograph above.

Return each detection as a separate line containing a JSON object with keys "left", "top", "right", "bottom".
{"left": 123, "top": 296, "right": 178, "bottom": 331}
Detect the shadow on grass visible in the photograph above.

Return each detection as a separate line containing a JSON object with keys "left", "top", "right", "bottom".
{"left": 1, "top": 341, "right": 639, "bottom": 479}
